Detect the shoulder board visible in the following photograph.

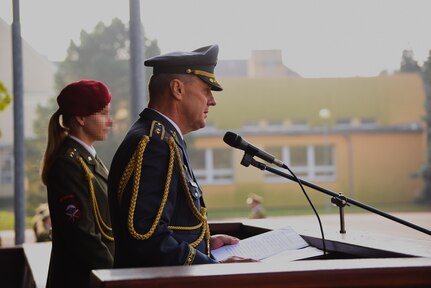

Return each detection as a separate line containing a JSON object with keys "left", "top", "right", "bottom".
{"left": 65, "top": 147, "right": 95, "bottom": 164}
{"left": 65, "top": 147, "right": 79, "bottom": 160}
{"left": 149, "top": 120, "right": 166, "bottom": 140}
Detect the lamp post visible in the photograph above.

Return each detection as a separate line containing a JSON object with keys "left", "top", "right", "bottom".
{"left": 12, "top": 0, "right": 26, "bottom": 245}
{"left": 129, "top": 0, "right": 146, "bottom": 121}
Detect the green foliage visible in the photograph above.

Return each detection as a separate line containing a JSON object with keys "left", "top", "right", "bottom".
{"left": 25, "top": 98, "right": 58, "bottom": 215}
{"left": 0, "top": 81, "right": 12, "bottom": 112}
{"left": 25, "top": 18, "right": 161, "bottom": 213}
{"left": 398, "top": 50, "right": 421, "bottom": 74}
{"left": 54, "top": 17, "right": 160, "bottom": 164}
{"left": 398, "top": 50, "right": 431, "bottom": 204}
{"left": 419, "top": 50, "right": 431, "bottom": 204}
{"left": 399, "top": 49, "right": 431, "bottom": 204}
{"left": 0, "top": 81, "right": 13, "bottom": 138}
{"left": 0, "top": 211, "right": 32, "bottom": 231}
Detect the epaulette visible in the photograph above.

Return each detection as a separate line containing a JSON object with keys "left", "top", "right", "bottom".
{"left": 149, "top": 120, "right": 166, "bottom": 140}
{"left": 65, "top": 147, "right": 97, "bottom": 166}
{"left": 66, "top": 148, "right": 79, "bottom": 160}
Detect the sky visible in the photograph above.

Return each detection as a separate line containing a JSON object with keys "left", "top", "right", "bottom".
{"left": 1, "top": 0, "right": 431, "bottom": 78}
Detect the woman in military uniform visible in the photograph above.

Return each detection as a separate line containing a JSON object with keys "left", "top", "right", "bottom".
{"left": 41, "top": 80, "right": 115, "bottom": 288}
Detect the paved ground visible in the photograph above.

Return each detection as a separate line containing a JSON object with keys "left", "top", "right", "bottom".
{"left": 241, "top": 211, "right": 431, "bottom": 241}
{"left": 0, "top": 228, "right": 35, "bottom": 247}
{"left": 1, "top": 212, "right": 429, "bottom": 247}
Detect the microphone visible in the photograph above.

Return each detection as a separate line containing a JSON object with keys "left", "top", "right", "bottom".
{"left": 223, "top": 131, "right": 285, "bottom": 168}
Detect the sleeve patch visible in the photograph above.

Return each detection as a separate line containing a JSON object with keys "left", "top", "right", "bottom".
{"left": 59, "top": 194, "right": 81, "bottom": 223}
{"left": 64, "top": 203, "right": 81, "bottom": 223}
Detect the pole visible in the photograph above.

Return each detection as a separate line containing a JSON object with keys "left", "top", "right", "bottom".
{"left": 129, "top": 0, "right": 146, "bottom": 121}
{"left": 12, "top": 0, "right": 26, "bottom": 245}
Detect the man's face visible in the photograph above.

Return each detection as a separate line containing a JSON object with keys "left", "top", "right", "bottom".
{"left": 180, "top": 76, "right": 216, "bottom": 133}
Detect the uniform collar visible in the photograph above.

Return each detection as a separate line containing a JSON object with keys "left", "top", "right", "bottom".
{"left": 68, "top": 135, "right": 97, "bottom": 158}
{"left": 65, "top": 137, "right": 108, "bottom": 178}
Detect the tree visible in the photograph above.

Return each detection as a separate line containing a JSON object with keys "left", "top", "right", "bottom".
{"left": 398, "top": 49, "right": 421, "bottom": 74}
{"left": 26, "top": 18, "right": 160, "bottom": 214}
{"left": 55, "top": 17, "right": 160, "bottom": 165}
{"left": 419, "top": 50, "right": 431, "bottom": 204}
{"left": 26, "top": 98, "right": 58, "bottom": 214}
{"left": 397, "top": 49, "right": 431, "bottom": 205}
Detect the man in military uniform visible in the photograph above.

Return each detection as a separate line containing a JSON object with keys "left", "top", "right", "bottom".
{"left": 108, "top": 45, "right": 255, "bottom": 267}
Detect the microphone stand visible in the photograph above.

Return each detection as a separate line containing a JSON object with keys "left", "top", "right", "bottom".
{"left": 240, "top": 153, "right": 431, "bottom": 237}
{"left": 331, "top": 195, "right": 348, "bottom": 234}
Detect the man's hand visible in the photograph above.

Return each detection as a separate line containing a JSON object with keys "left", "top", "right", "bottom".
{"left": 210, "top": 234, "right": 240, "bottom": 250}
{"left": 219, "top": 256, "right": 258, "bottom": 263}
{"left": 210, "top": 234, "right": 258, "bottom": 263}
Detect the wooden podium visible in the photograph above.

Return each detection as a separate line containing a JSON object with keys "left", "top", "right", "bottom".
{"left": 90, "top": 221, "right": 431, "bottom": 288}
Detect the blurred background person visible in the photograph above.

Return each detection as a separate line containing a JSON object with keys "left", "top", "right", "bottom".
{"left": 31, "top": 202, "right": 51, "bottom": 242}
{"left": 246, "top": 193, "right": 266, "bottom": 219}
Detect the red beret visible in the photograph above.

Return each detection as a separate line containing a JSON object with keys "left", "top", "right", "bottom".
{"left": 57, "top": 80, "right": 112, "bottom": 116}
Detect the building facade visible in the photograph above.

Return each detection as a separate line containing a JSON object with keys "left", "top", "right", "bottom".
{"left": 189, "top": 74, "right": 426, "bottom": 211}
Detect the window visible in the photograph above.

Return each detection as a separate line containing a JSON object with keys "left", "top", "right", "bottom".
{"left": 291, "top": 119, "right": 309, "bottom": 130}
{"left": 265, "top": 144, "right": 335, "bottom": 182}
{"left": 290, "top": 146, "right": 308, "bottom": 178}
{"left": 335, "top": 118, "right": 351, "bottom": 128}
{"left": 0, "top": 154, "right": 13, "bottom": 185}
{"left": 313, "top": 145, "right": 335, "bottom": 179}
{"left": 360, "top": 117, "right": 376, "bottom": 127}
{"left": 190, "top": 148, "right": 233, "bottom": 185}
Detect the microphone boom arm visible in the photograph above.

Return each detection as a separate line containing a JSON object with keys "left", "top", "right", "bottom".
{"left": 243, "top": 154, "right": 431, "bottom": 237}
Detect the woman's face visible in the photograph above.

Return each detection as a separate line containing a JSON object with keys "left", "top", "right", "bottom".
{"left": 81, "top": 103, "right": 113, "bottom": 143}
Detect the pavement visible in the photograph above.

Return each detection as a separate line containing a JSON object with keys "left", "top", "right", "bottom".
{"left": 246, "top": 211, "right": 431, "bottom": 240}
{"left": 1, "top": 211, "right": 429, "bottom": 247}
{"left": 0, "top": 228, "right": 35, "bottom": 247}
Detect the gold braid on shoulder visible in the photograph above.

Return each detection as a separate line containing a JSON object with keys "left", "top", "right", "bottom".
{"left": 78, "top": 157, "right": 114, "bottom": 241}
{"left": 117, "top": 134, "right": 210, "bottom": 256}
{"left": 169, "top": 142, "right": 210, "bottom": 256}
{"left": 124, "top": 136, "right": 174, "bottom": 240}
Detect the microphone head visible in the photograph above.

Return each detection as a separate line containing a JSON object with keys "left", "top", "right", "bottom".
{"left": 223, "top": 131, "right": 241, "bottom": 148}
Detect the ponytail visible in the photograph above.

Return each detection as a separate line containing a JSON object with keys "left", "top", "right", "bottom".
{"left": 41, "top": 110, "right": 68, "bottom": 185}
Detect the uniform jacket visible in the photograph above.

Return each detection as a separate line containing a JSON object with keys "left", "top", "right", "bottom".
{"left": 46, "top": 137, "right": 114, "bottom": 288}
{"left": 108, "top": 108, "right": 217, "bottom": 268}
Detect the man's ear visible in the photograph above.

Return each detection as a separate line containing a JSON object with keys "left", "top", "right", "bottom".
{"left": 169, "top": 78, "right": 184, "bottom": 101}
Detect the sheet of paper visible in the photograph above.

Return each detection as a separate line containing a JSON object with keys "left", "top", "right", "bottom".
{"left": 261, "top": 246, "right": 324, "bottom": 263}
{"left": 211, "top": 226, "right": 310, "bottom": 261}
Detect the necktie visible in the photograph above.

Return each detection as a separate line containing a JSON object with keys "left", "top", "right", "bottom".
{"left": 181, "top": 140, "right": 200, "bottom": 186}
{"left": 95, "top": 155, "right": 109, "bottom": 174}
